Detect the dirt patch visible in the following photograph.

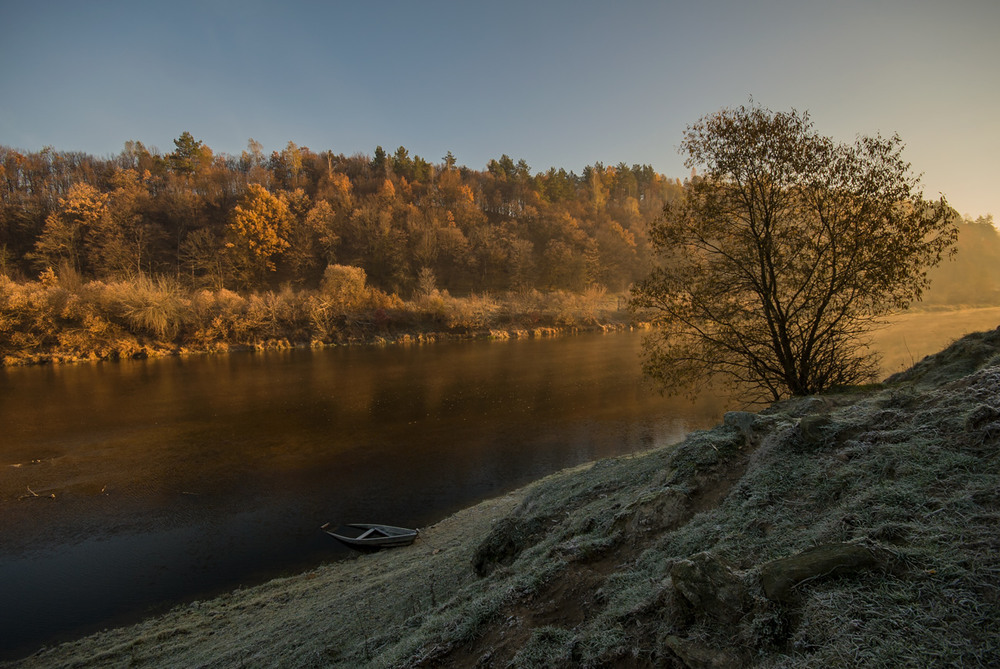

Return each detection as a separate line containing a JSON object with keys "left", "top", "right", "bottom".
{"left": 424, "top": 437, "right": 758, "bottom": 668}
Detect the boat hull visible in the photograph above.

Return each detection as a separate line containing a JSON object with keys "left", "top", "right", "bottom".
{"left": 322, "top": 523, "right": 418, "bottom": 548}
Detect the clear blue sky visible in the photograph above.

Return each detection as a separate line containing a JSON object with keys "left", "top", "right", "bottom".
{"left": 2, "top": 0, "right": 997, "bottom": 218}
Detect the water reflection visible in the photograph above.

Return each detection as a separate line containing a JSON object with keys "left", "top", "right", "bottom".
{"left": 0, "top": 332, "right": 734, "bottom": 658}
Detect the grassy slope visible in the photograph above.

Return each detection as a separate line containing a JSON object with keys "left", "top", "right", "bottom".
{"left": 9, "top": 327, "right": 1000, "bottom": 668}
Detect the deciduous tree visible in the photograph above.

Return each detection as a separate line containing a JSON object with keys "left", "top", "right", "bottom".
{"left": 89, "top": 169, "right": 158, "bottom": 278}
{"left": 29, "top": 182, "right": 108, "bottom": 274}
{"left": 226, "top": 184, "right": 291, "bottom": 286}
{"left": 630, "top": 103, "right": 956, "bottom": 400}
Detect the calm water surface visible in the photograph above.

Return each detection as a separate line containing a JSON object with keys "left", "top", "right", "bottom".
{"left": 4, "top": 307, "right": 998, "bottom": 659}
{"left": 0, "top": 331, "right": 737, "bottom": 659}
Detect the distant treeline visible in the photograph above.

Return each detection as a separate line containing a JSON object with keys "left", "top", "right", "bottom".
{"left": 2, "top": 135, "right": 997, "bottom": 300}
{"left": 924, "top": 214, "right": 1000, "bottom": 306}
{"left": 1, "top": 136, "right": 998, "bottom": 364}
{"left": 0, "top": 135, "right": 680, "bottom": 294}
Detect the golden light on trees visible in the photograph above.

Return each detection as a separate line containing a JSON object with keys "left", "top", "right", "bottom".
{"left": 226, "top": 184, "right": 292, "bottom": 284}
{"left": 30, "top": 183, "right": 108, "bottom": 274}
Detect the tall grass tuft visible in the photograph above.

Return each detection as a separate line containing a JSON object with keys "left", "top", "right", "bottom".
{"left": 106, "top": 275, "right": 188, "bottom": 340}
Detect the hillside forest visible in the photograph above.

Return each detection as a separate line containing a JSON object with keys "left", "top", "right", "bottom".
{"left": 1, "top": 134, "right": 998, "bottom": 362}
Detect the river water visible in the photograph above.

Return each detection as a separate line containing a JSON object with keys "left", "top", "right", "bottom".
{"left": 0, "top": 331, "right": 735, "bottom": 659}
{"left": 3, "top": 307, "right": 998, "bottom": 660}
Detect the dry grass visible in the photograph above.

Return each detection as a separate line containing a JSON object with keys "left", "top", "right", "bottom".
{"left": 873, "top": 306, "right": 1000, "bottom": 376}
{"left": 0, "top": 272, "right": 633, "bottom": 365}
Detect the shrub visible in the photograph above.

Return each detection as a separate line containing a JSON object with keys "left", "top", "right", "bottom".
{"left": 319, "top": 264, "right": 370, "bottom": 313}
{"left": 105, "top": 275, "right": 188, "bottom": 340}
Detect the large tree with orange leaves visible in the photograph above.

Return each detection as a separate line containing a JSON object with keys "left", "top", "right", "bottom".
{"left": 226, "top": 184, "right": 291, "bottom": 286}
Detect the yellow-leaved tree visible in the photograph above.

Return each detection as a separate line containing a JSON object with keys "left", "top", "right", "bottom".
{"left": 226, "top": 184, "right": 291, "bottom": 287}
{"left": 29, "top": 182, "right": 108, "bottom": 275}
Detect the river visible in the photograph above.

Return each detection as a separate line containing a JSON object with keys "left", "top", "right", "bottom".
{"left": 0, "top": 330, "right": 735, "bottom": 659}
{"left": 2, "top": 308, "right": 998, "bottom": 659}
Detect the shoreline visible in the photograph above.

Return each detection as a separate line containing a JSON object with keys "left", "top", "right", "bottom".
{"left": 7, "top": 303, "right": 1000, "bottom": 370}
{"left": 5, "top": 318, "right": 1000, "bottom": 666}
{"left": 0, "top": 320, "right": 650, "bottom": 369}
{"left": 0, "top": 320, "right": 642, "bottom": 367}
{"left": 4, "top": 463, "right": 577, "bottom": 667}
{"left": 0, "top": 273, "right": 639, "bottom": 368}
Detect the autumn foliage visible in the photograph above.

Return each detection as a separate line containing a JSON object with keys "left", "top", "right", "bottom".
{"left": 1, "top": 132, "right": 995, "bottom": 365}
{"left": 631, "top": 104, "right": 958, "bottom": 399}
{"left": 1, "top": 138, "right": 681, "bottom": 295}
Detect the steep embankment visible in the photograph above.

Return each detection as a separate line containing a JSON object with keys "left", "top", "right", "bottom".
{"left": 10, "top": 327, "right": 1000, "bottom": 668}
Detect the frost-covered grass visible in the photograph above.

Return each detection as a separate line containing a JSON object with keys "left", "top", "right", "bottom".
{"left": 373, "top": 327, "right": 1000, "bottom": 667}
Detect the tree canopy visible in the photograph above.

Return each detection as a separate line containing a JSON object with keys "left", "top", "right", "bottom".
{"left": 630, "top": 103, "right": 958, "bottom": 400}
{"left": 0, "top": 134, "right": 681, "bottom": 296}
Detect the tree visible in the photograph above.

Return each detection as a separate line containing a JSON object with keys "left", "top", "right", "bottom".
{"left": 180, "top": 227, "right": 226, "bottom": 289}
{"left": 371, "top": 146, "right": 388, "bottom": 176}
{"left": 240, "top": 138, "right": 270, "bottom": 186}
{"left": 630, "top": 103, "right": 956, "bottom": 400}
{"left": 280, "top": 188, "right": 318, "bottom": 282}
{"left": 317, "top": 264, "right": 371, "bottom": 313}
{"left": 272, "top": 141, "right": 304, "bottom": 188}
{"left": 226, "top": 184, "right": 291, "bottom": 286}
{"left": 169, "top": 132, "right": 212, "bottom": 176}
{"left": 29, "top": 182, "right": 108, "bottom": 274}
{"left": 88, "top": 168, "right": 158, "bottom": 278}
{"left": 304, "top": 199, "right": 340, "bottom": 266}
{"left": 923, "top": 214, "right": 1000, "bottom": 305}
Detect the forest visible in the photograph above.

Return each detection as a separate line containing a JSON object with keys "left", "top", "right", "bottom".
{"left": 0, "top": 135, "right": 680, "bottom": 362}
{"left": 0, "top": 134, "right": 679, "bottom": 292}
{"left": 0, "top": 133, "right": 998, "bottom": 363}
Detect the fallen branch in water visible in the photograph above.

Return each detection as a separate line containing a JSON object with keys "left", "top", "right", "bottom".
{"left": 19, "top": 486, "right": 56, "bottom": 500}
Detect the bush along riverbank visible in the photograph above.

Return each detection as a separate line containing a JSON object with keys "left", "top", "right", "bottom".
{"left": 8, "top": 326, "right": 1000, "bottom": 668}
{"left": 0, "top": 267, "right": 634, "bottom": 366}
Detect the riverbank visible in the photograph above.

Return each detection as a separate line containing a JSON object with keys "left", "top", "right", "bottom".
{"left": 1, "top": 320, "right": 637, "bottom": 366}
{"left": 0, "top": 272, "right": 634, "bottom": 366}
{"left": 5, "top": 266, "right": 998, "bottom": 372}
{"left": 9, "top": 324, "right": 999, "bottom": 667}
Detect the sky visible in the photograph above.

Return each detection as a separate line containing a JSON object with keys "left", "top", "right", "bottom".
{"left": 2, "top": 0, "right": 997, "bottom": 219}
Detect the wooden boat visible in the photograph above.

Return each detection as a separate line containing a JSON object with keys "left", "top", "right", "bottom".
{"left": 321, "top": 522, "right": 418, "bottom": 548}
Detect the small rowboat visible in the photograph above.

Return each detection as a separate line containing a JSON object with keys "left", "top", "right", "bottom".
{"left": 321, "top": 522, "right": 418, "bottom": 548}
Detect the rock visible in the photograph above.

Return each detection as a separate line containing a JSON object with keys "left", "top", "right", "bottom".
{"left": 762, "top": 395, "right": 828, "bottom": 418}
{"left": 670, "top": 552, "right": 746, "bottom": 623}
{"left": 724, "top": 411, "right": 758, "bottom": 447}
{"left": 724, "top": 411, "right": 758, "bottom": 430}
{"left": 471, "top": 516, "right": 545, "bottom": 576}
{"left": 664, "top": 635, "right": 742, "bottom": 669}
{"left": 759, "top": 542, "right": 887, "bottom": 602}
{"left": 797, "top": 415, "right": 833, "bottom": 448}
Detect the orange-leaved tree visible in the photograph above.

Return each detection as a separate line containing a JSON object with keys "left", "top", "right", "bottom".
{"left": 226, "top": 184, "right": 291, "bottom": 287}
